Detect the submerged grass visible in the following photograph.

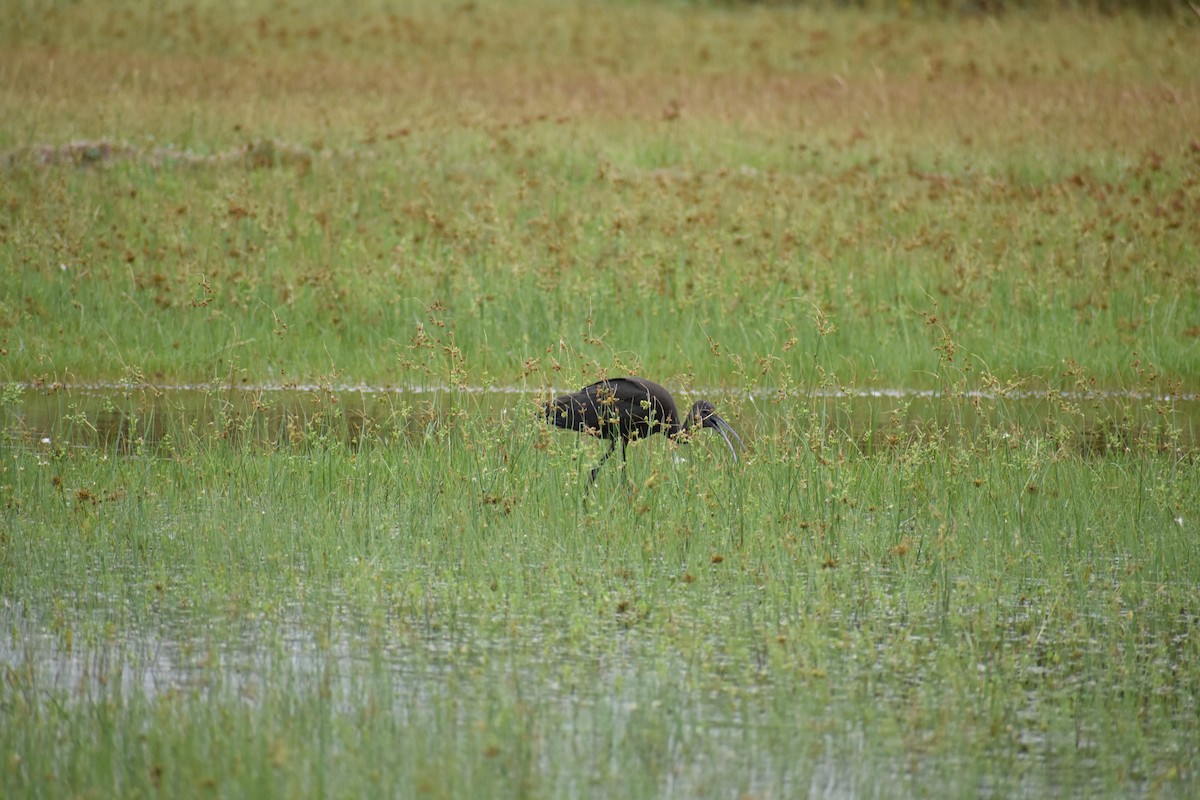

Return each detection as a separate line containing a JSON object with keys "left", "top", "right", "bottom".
{"left": 2, "top": 0, "right": 1199, "bottom": 797}
{"left": 3, "top": 384, "right": 1199, "bottom": 797}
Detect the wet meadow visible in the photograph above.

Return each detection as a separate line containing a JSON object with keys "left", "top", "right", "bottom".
{"left": 2, "top": 1, "right": 1200, "bottom": 797}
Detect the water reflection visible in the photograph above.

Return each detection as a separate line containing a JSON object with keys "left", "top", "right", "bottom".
{"left": 0, "top": 571, "right": 1160, "bottom": 799}
{"left": 5, "top": 381, "right": 1198, "bottom": 455}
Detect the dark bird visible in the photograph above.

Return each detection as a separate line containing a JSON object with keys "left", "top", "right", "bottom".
{"left": 545, "top": 377, "right": 743, "bottom": 483}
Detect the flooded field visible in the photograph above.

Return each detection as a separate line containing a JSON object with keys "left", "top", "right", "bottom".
{"left": 8, "top": 380, "right": 1199, "bottom": 456}
{"left": 8, "top": 579, "right": 1184, "bottom": 798}
{"left": 3, "top": 381, "right": 1198, "bottom": 798}
{"left": 4, "top": 0, "right": 1198, "bottom": 792}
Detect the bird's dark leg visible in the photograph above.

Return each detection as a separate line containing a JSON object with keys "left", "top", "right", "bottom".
{"left": 619, "top": 437, "right": 634, "bottom": 491}
{"left": 589, "top": 438, "right": 618, "bottom": 484}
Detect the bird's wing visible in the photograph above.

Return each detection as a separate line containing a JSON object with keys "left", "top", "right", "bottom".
{"left": 593, "top": 377, "right": 648, "bottom": 403}
{"left": 604, "top": 378, "right": 676, "bottom": 429}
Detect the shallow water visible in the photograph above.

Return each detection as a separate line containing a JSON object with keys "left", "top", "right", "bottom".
{"left": 4, "top": 381, "right": 1196, "bottom": 797}
{"left": 5, "top": 563, "right": 1181, "bottom": 799}
{"left": 7, "top": 381, "right": 1199, "bottom": 454}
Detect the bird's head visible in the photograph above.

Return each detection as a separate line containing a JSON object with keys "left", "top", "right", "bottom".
{"left": 684, "top": 400, "right": 743, "bottom": 461}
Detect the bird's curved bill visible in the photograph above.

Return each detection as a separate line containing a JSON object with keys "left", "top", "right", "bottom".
{"left": 707, "top": 415, "right": 743, "bottom": 462}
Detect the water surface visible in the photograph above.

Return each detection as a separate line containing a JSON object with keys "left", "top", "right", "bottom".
{"left": 8, "top": 381, "right": 1198, "bottom": 454}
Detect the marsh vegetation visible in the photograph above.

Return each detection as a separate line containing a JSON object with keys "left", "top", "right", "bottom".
{"left": 2, "top": 1, "right": 1199, "bottom": 797}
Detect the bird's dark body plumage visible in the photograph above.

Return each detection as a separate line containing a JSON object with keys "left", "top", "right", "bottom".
{"left": 545, "top": 377, "right": 742, "bottom": 483}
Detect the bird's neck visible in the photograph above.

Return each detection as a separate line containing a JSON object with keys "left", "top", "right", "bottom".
{"left": 669, "top": 411, "right": 697, "bottom": 440}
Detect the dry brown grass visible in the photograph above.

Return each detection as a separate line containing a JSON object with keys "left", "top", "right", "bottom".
{"left": 2, "top": 1, "right": 1196, "bottom": 155}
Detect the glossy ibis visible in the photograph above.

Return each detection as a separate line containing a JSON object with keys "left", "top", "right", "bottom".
{"left": 545, "top": 377, "right": 742, "bottom": 483}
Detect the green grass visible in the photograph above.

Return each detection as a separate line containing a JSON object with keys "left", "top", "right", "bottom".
{"left": 1, "top": 1, "right": 1198, "bottom": 391}
{"left": 3, "top": 132, "right": 1197, "bottom": 393}
{"left": 2, "top": 0, "right": 1199, "bottom": 797}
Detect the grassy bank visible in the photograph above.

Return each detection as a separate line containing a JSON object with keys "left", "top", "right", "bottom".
{"left": 1, "top": 0, "right": 1198, "bottom": 391}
